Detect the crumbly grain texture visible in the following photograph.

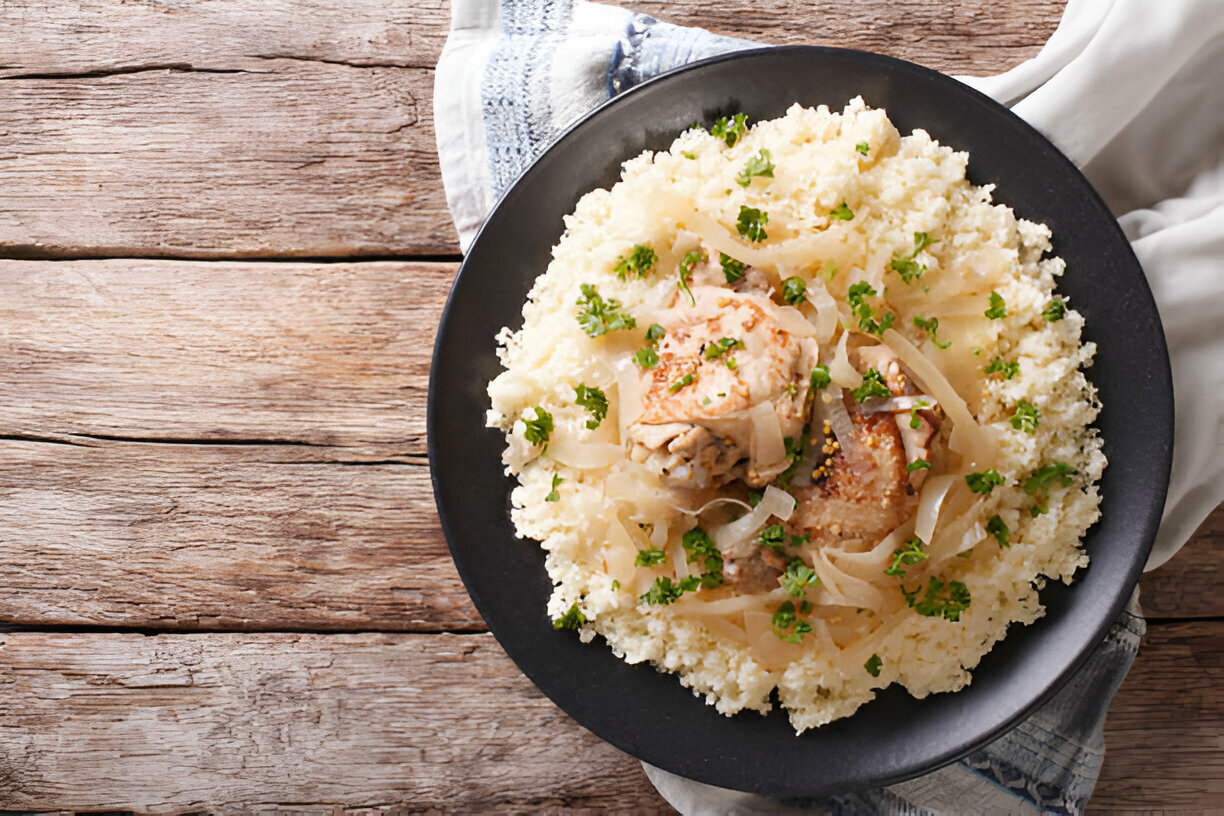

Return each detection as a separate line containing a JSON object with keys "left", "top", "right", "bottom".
{"left": 487, "top": 100, "right": 1104, "bottom": 732}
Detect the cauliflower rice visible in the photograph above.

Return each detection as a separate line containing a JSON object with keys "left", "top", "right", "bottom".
{"left": 487, "top": 99, "right": 1105, "bottom": 732}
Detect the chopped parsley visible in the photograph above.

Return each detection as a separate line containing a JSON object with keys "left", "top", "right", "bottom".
{"left": 522, "top": 406, "right": 553, "bottom": 450}
{"left": 903, "top": 576, "right": 971, "bottom": 621}
{"left": 757, "top": 524, "right": 787, "bottom": 550}
{"left": 847, "top": 281, "right": 896, "bottom": 337}
{"left": 736, "top": 148, "right": 775, "bottom": 187}
{"left": 985, "top": 356, "right": 1020, "bottom": 379}
{"left": 682, "top": 527, "right": 724, "bottom": 588}
{"left": 633, "top": 346, "right": 660, "bottom": 369}
{"left": 574, "top": 384, "right": 608, "bottom": 429}
{"left": 864, "top": 653, "right": 882, "bottom": 676}
{"left": 640, "top": 575, "right": 700, "bottom": 605}
{"left": 1044, "top": 297, "right": 1067, "bottom": 322}
{"left": 677, "top": 249, "right": 704, "bottom": 306}
{"left": 613, "top": 244, "right": 657, "bottom": 280}
{"left": 681, "top": 149, "right": 698, "bottom": 160}
{"left": 885, "top": 537, "right": 928, "bottom": 577}
{"left": 965, "top": 469, "right": 1006, "bottom": 494}
{"left": 668, "top": 372, "right": 696, "bottom": 393}
{"left": 576, "top": 283, "right": 636, "bottom": 337}
{"left": 775, "top": 429, "right": 809, "bottom": 489}
{"left": 719, "top": 252, "right": 746, "bottom": 283}
{"left": 829, "top": 201, "right": 854, "bottom": 220}
{"left": 782, "top": 559, "right": 820, "bottom": 597}
{"left": 1010, "top": 400, "right": 1040, "bottom": 434}
{"left": 907, "top": 459, "right": 932, "bottom": 473}
{"left": 748, "top": 489, "right": 763, "bottom": 507}
{"left": 986, "top": 514, "right": 1010, "bottom": 548}
{"left": 553, "top": 601, "right": 586, "bottom": 630}
{"left": 853, "top": 368, "right": 892, "bottom": 402}
{"left": 711, "top": 113, "right": 749, "bottom": 147}
{"left": 985, "top": 291, "right": 1008, "bottom": 319}
{"left": 890, "top": 232, "right": 936, "bottom": 283}
{"left": 646, "top": 323, "right": 666, "bottom": 343}
{"left": 782, "top": 276, "right": 807, "bottom": 306}
{"left": 545, "top": 473, "right": 563, "bottom": 502}
{"left": 810, "top": 364, "right": 831, "bottom": 392}
{"left": 1023, "top": 462, "right": 1077, "bottom": 514}
{"left": 913, "top": 315, "right": 950, "bottom": 348}
{"left": 771, "top": 600, "right": 814, "bottom": 642}
{"left": 736, "top": 205, "right": 769, "bottom": 243}
{"left": 909, "top": 398, "right": 933, "bottom": 429}
{"left": 855, "top": 142, "right": 870, "bottom": 156}
{"left": 634, "top": 547, "right": 667, "bottom": 567}
{"left": 704, "top": 337, "right": 744, "bottom": 364}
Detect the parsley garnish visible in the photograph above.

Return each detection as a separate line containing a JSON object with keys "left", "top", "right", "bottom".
{"left": 885, "top": 537, "right": 928, "bottom": 576}
{"left": 782, "top": 559, "right": 820, "bottom": 597}
{"left": 810, "top": 364, "right": 831, "bottom": 392}
{"left": 903, "top": 576, "right": 971, "bottom": 621}
{"left": 1044, "top": 297, "right": 1067, "bottom": 322}
{"left": 681, "top": 150, "right": 697, "bottom": 160}
{"left": 985, "top": 356, "right": 1020, "bottom": 379}
{"left": 545, "top": 473, "right": 563, "bottom": 502}
{"left": 736, "top": 148, "right": 775, "bottom": 187}
{"left": 907, "top": 459, "right": 931, "bottom": 473}
{"left": 682, "top": 527, "right": 724, "bottom": 588}
{"left": 633, "top": 347, "right": 659, "bottom": 369}
{"left": 711, "top": 113, "right": 748, "bottom": 147}
{"left": 757, "top": 524, "right": 787, "bottom": 550}
{"left": 909, "top": 398, "right": 933, "bottom": 429}
{"left": 554, "top": 601, "right": 587, "bottom": 630}
{"left": 719, "top": 252, "right": 746, "bottom": 283}
{"left": 613, "top": 244, "right": 657, "bottom": 280}
{"left": 775, "top": 429, "right": 809, "bottom": 489}
{"left": 522, "top": 406, "right": 553, "bottom": 450}
{"left": 676, "top": 250, "right": 704, "bottom": 306}
{"left": 634, "top": 547, "right": 667, "bottom": 567}
{"left": 847, "top": 281, "right": 896, "bottom": 337}
{"left": 829, "top": 201, "right": 854, "bottom": 220}
{"left": 890, "top": 232, "right": 936, "bottom": 283}
{"left": 576, "top": 284, "right": 636, "bottom": 337}
{"left": 913, "top": 315, "right": 950, "bottom": 349}
{"left": 747, "top": 489, "right": 763, "bottom": 507}
{"left": 771, "top": 600, "right": 814, "bottom": 642}
{"left": 1010, "top": 400, "right": 1039, "bottom": 434}
{"left": 965, "top": 469, "right": 1005, "bottom": 494}
{"left": 736, "top": 205, "right": 769, "bottom": 243}
{"left": 668, "top": 373, "right": 696, "bottom": 393}
{"left": 985, "top": 291, "right": 1008, "bottom": 319}
{"left": 855, "top": 142, "right": 870, "bottom": 156}
{"left": 646, "top": 323, "right": 666, "bottom": 343}
{"left": 853, "top": 368, "right": 892, "bottom": 402}
{"left": 782, "top": 276, "right": 807, "bottom": 306}
{"left": 1023, "top": 462, "right": 1077, "bottom": 514}
{"left": 704, "top": 337, "right": 744, "bottom": 363}
{"left": 574, "top": 384, "right": 608, "bottom": 429}
{"left": 640, "top": 575, "right": 700, "bottom": 605}
{"left": 986, "top": 514, "right": 1009, "bottom": 548}
{"left": 864, "top": 653, "right": 882, "bottom": 676}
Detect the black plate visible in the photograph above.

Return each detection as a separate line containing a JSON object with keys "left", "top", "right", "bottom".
{"left": 428, "top": 47, "right": 1172, "bottom": 796}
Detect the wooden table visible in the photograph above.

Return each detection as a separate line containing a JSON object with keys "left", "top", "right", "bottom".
{"left": 1, "top": 2, "right": 1219, "bottom": 812}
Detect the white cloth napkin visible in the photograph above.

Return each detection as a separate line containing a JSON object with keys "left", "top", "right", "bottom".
{"left": 434, "top": 0, "right": 1223, "bottom": 812}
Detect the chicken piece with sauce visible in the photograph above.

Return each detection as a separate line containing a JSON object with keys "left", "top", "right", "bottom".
{"left": 625, "top": 283, "right": 819, "bottom": 489}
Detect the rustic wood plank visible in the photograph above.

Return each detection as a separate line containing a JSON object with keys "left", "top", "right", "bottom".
{"left": 1091, "top": 621, "right": 1224, "bottom": 814}
{"left": 1139, "top": 509, "right": 1224, "bottom": 620}
{"left": 0, "top": 440, "right": 481, "bottom": 631}
{"left": 0, "top": 1, "right": 1060, "bottom": 259}
{"left": 0, "top": 624, "right": 1214, "bottom": 813}
{"left": 0, "top": 259, "right": 452, "bottom": 448}
{"left": 0, "top": 631, "right": 675, "bottom": 813}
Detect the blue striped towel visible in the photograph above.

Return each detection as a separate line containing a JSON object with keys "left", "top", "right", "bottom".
{"left": 434, "top": 1, "right": 1224, "bottom": 812}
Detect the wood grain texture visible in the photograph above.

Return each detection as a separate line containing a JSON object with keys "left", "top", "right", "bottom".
{"left": 0, "top": 440, "right": 481, "bottom": 631}
{"left": 0, "top": 259, "right": 451, "bottom": 447}
{"left": 0, "top": 624, "right": 1215, "bottom": 813}
{"left": 0, "top": 0, "right": 1060, "bottom": 259}
{"left": 1139, "top": 510, "right": 1224, "bottom": 620}
{"left": 0, "top": 631, "right": 674, "bottom": 813}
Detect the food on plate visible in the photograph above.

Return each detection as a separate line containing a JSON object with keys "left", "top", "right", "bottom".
{"left": 486, "top": 99, "right": 1105, "bottom": 732}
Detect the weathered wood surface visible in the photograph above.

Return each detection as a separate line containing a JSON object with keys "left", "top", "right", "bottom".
{"left": 0, "top": 623, "right": 1217, "bottom": 813}
{"left": 0, "top": 0, "right": 1063, "bottom": 259}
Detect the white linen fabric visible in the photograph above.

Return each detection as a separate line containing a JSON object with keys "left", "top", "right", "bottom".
{"left": 434, "top": 1, "right": 1223, "bottom": 812}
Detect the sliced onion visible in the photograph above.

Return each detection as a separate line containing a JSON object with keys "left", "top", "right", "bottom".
{"left": 828, "top": 329, "right": 862, "bottom": 389}
{"left": 814, "top": 389, "right": 861, "bottom": 461}
{"left": 614, "top": 357, "right": 644, "bottom": 438}
{"left": 882, "top": 328, "right": 997, "bottom": 471}
{"left": 603, "top": 517, "right": 638, "bottom": 586}
{"left": 774, "top": 304, "right": 817, "bottom": 338}
{"left": 675, "top": 588, "right": 788, "bottom": 617}
{"left": 859, "top": 395, "right": 939, "bottom": 415}
{"left": 670, "top": 496, "right": 753, "bottom": 517}
{"left": 548, "top": 435, "right": 623, "bottom": 469}
{"left": 804, "top": 279, "right": 839, "bottom": 345}
{"left": 745, "top": 610, "right": 802, "bottom": 669}
{"left": 914, "top": 474, "right": 957, "bottom": 544}
{"left": 809, "top": 547, "right": 888, "bottom": 611}
{"left": 749, "top": 401, "right": 787, "bottom": 469}
{"left": 825, "top": 518, "right": 916, "bottom": 581}
{"left": 710, "top": 485, "right": 796, "bottom": 552}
